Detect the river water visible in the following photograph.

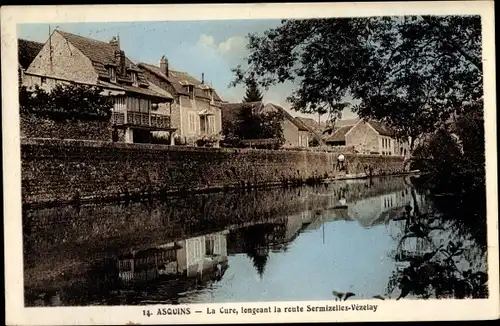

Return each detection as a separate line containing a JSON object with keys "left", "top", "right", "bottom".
{"left": 23, "top": 175, "right": 488, "bottom": 306}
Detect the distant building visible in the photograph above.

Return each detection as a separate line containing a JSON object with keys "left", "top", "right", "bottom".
{"left": 138, "top": 59, "right": 223, "bottom": 146}
{"left": 221, "top": 101, "right": 311, "bottom": 148}
{"left": 294, "top": 117, "right": 327, "bottom": 146}
{"left": 22, "top": 30, "right": 175, "bottom": 144}
{"left": 18, "top": 39, "right": 44, "bottom": 85}
{"left": 262, "top": 103, "right": 310, "bottom": 148}
{"left": 325, "top": 119, "right": 409, "bottom": 156}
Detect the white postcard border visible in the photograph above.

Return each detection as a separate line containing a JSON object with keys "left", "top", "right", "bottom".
{"left": 2, "top": 2, "right": 499, "bottom": 324}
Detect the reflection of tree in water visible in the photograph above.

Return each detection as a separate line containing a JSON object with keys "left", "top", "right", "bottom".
{"left": 239, "top": 222, "right": 288, "bottom": 278}
{"left": 385, "top": 196, "right": 488, "bottom": 300}
{"left": 249, "top": 248, "right": 269, "bottom": 278}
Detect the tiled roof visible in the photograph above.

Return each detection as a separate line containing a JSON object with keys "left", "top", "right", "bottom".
{"left": 264, "top": 103, "right": 309, "bottom": 131}
{"left": 18, "top": 39, "right": 44, "bottom": 70}
{"left": 325, "top": 125, "right": 354, "bottom": 143}
{"left": 146, "top": 82, "right": 174, "bottom": 100}
{"left": 295, "top": 117, "right": 323, "bottom": 133}
{"left": 119, "top": 84, "right": 173, "bottom": 100}
{"left": 137, "top": 62, "right": 222, "bottom": 102}
{"left": 295, "top": 117, "right": 326, "bottom": 142}
{"left": 56, "top": 30, "right": 148, "bottom": 87}
{"left": 337, "top": 118, "right": 360, "bottom": 127}
{"left": 366, "top": 120, "right": 394, "bottom": 137}
{"left": 97, "top": 80, "right": 173, "bottom": 100}
{"left": 322, "top": 118, "right": 359, "bottom": 139}
{"left": 221, "top": 101, "right": 263, "bottom": 124}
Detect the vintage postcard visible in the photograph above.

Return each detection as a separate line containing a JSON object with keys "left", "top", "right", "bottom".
{"left": 2, "top": 1, "right": 499, "bottom": 324}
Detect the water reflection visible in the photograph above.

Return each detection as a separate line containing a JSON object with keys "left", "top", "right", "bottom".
{"left": 23, "top": 176, "right": 487, "bottom": 306}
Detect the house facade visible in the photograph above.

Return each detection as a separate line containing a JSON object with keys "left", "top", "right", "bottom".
{"left": 262, "top": 103, "right": 310, "bottom": 148}
{"left": 325, "top": 119, "right": 409, "bottom": 156}
{"left": 221, "top": 101, "right": 310, "bottom": 148}
{"left": 295, "top": 117, "right": 327, "bottom": 146}
{"left": 22, "top": 30, "right": 175, "bottom": 144}
{"left": 138, "top": 59, "right": 223, "bottom": 146}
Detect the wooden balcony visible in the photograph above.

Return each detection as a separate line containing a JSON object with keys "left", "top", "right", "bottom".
{"left": 111, "top": 111, "right": 172, "bottom": 131}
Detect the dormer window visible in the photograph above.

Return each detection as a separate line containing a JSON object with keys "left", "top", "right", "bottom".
{"left": 132, "top": 72, "right": 138, "bottom": 86}
{"left": 108, "top": 67, "right": 116, "bottom": 82}
{"left": 189, "top": 85, "right": 194, "bottom": 99}
{"left": 180, "top": 80, "right": 195, "bottom": 99}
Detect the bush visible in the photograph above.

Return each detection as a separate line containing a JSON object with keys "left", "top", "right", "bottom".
{"left": 195, "top": 134, "right": 221, "bottom": 147}
{"left": 19, "top": 84, "right": 113, "bottom": 121}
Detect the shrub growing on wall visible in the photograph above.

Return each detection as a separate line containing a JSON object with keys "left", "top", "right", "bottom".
{"left": 19, "top": 84, "right": 113, "bottom": 121}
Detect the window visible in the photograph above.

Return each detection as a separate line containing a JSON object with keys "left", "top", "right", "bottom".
{"left": 188, "top": 112, "right": 197, "bottom": 132}
{"left": 113, "top": 96, "right": 126, "bottom": 111}
{"left": 132, "top": 72, "right": 138, "bottom": 86}
{"left": 109, "top": 67, "right": 116, "bottom": 82}
{"left": 205, "top": 237, "right": 215, "bottom": 256}
{"left": 208, "top": 115, "right": 216, "bottom": 134}
{"left": 189, "top": 85, "right": 195, "bottom": 99}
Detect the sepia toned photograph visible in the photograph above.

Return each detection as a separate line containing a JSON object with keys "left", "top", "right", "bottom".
{"left": 2, "top": 2, "right": 499, "bottom": 325}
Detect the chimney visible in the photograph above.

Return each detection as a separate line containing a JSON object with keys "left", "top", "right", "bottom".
{"left": 201, "top": 72, "right": 205, "bottom": 84}
{"left": 159, "top": 55, "right": 169, "bottom": 77}
{"left": 109, "top": 36, "right": 120, "bottom": 50}
{"left": 115, "top": 49, "right": 125, "bottom": 76}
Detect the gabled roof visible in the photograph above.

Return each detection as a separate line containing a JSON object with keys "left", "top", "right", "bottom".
{"left": 325, "top": 119, "right": 396, "bottom": 142}
{"left": 322, "top": 118, "right": 359, "bottom": 140}
{"left": 221, "top": 101, "right": 264, "bottom": 124}
{"left": 325, "top": 125, "right": 354, "bottom": 143}
{"left": 366, "top": 120, "right": 394, "bottom": 137}
{"left": 96, "top": 80, "right": 173, "bottom": 100}
{"left": 137, "top": 62, "right": 222, "bottom": 102}
{"left": 56, "top": 30, "right": 149, "bottom": 87}
{"left": 295, "top": 117, "right": 323, "bottom": 134}
{"left": 264, "top": 103, "right": 309, "bottom": 131}
{"left": 221, "top": 101, "right": 263, "bottom": 112}
{"left": 18, "top": 39, "right": 44, "bottom": 70}
{"left": 295, "top": 117, "right": 326, "bottom": 142}
{"left": 337, "top": 118, "right": 360, "bottom": 127}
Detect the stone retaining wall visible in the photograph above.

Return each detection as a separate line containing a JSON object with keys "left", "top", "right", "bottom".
{"left": 21, "top": 138, "right": 406, "bottom": 206}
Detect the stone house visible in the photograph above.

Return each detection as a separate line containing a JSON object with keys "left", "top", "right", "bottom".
{"left": 325, "top": 119, "right": 409, "bottom": 156}
{"left": 137, "top": 59, "right": 223, "bottom": 146}
{"left": 221, "top": 101, "right": 311, "bottom": 148}
{"left": 262, "top": 103, "right": 310, "bottom": 148}
{"left": 294, "top": 117, "right": 327, "bottom": 146}
{"left": 22, "top": 30, "right": 175, "bottom": 144}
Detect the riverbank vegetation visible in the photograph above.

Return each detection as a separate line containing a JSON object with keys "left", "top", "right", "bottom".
{"left": 232, "top": 16, "right": 482, "bottom": 152}
{"left": 233, "top": 15, "right": 487, "bottom": 300}
{"left": 232, "top": 15, "right": 485, "bottom": 236}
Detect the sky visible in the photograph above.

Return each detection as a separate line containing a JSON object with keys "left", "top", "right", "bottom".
{"left": 17, "top": 20, "right": 357, "bottom": 121}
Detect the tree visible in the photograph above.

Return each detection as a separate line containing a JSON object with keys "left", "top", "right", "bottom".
{"left": 19, "top": 83, "right": 113, "bottom": 121}
{"left": 222, "top": 103, "right": 284, "bottom": 147}
{"left": 243, "top": 75, "right": 264, "bottom": 102}
{"left": 231, "top": 16, "right": 483, "bottom": 151}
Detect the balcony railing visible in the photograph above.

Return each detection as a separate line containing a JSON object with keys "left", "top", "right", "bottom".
{"left": 111, "top": 111, "right": 172, "bottom": 130}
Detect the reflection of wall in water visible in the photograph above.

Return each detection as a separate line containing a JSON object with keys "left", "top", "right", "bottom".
{"left": 117, "top": 230, "right": 228, "bottom": 282}
{"left": 308, "top": 187, "right": 415, "bottom": 229}
{"left": 348, "top": 187, "right": 413, "bottom": 227}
